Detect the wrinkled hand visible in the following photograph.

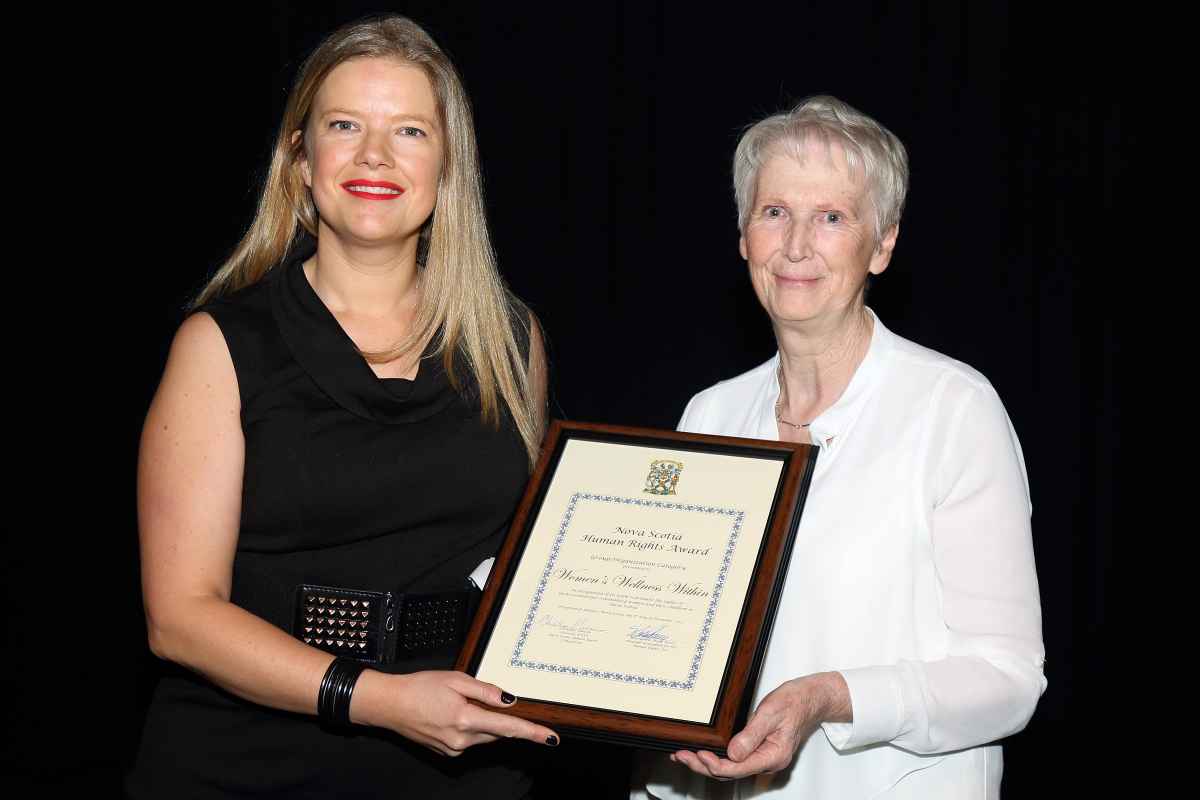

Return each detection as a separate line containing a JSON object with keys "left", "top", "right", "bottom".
{"left": 672, "top": 672, "right": 849, "bottom": 780}
{"left": 354, "top": 670, "right": 560, "bottom": 757}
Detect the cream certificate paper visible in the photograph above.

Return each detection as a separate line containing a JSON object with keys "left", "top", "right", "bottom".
{"left": 476, "top": 439, "right": 786, "bottom": 723}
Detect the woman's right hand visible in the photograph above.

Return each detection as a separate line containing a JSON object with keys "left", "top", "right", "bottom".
{"left": 352, "top": 670, "right": 559, "bottom": 756}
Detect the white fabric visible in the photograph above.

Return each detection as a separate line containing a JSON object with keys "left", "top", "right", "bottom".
{"left": 634, "top": 311, "right": 1046, "bottom": 800}
{"left": 469, "top": 558, "right": 495, "bottom": 591}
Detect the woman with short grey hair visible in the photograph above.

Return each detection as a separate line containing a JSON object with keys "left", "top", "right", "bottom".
{"left": 635, "top": 95, "right": 1045, "bottom": 799}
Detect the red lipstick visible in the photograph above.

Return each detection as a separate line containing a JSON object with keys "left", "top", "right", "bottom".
{"left": 341, "top": 180, "right": 405, "bottom": 200}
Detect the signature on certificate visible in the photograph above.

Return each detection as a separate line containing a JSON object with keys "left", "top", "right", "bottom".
{"left": 627, "top": 624, "right": 673, "bottom": 644}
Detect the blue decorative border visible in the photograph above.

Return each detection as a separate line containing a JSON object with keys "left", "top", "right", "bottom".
{"left": 510, "top": 492, "right": 745, "bottom": 690}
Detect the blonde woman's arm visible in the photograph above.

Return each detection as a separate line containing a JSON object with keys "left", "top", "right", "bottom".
{"left": 139, "top": 312, "right": 558, "bottom": 756}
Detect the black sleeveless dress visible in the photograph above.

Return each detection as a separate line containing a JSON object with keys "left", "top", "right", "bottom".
{"left": 127, "top": 244, "right": 536, "bottom": 798}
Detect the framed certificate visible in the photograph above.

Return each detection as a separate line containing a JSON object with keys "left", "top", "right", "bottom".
{"left": 456, "top": 421, "right": 818, "bottom": 754}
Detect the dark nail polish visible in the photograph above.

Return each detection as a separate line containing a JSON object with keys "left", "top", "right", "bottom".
{"left": 545, "top": 735, "right": 559, "bottom": 746}
{"left": 500, "top": 691, "right": 516, "bottom": 704}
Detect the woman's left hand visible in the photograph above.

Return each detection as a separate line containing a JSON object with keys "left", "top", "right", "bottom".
{"left": 671, "top": 672, "right": 851, "bottom": 780}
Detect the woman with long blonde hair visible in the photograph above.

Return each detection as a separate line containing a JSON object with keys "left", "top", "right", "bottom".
{"left": 129, "top": 15, "right": 558, "bottom": 798}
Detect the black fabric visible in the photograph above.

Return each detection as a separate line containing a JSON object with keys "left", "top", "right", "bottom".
{"left": 126, "top": 248, "right": 535, "bottom": 799}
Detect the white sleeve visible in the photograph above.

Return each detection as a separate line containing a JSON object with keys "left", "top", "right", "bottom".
{"left": 469, "top": 558, "right": 495, "bottom": 590}
{"left": 822, "top": 381, "right": 1047, "bottom": 753}
{"left": 676, "top": 394, "right": 700, "bottom": 433}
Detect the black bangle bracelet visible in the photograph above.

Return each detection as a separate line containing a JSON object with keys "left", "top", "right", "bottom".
{"left": 317, "top": 658, "right": 367, "bottom": 727}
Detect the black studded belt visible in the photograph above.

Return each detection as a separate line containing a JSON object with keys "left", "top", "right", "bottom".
{"left": 292, "top": 582, "right": 480, "bottom": 664}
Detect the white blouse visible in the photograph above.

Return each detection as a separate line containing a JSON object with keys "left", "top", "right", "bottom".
{"left": 634, "top": 311, "right": 1046, "bottom": 800}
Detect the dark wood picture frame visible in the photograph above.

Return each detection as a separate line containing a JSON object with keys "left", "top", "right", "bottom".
{"left": 455, "top": 420, "right": 818, "bottom": 755}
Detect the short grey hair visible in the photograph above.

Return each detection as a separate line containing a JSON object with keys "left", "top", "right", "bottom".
{"left": 733, "top": 95, "right": 909, "bottom": 242}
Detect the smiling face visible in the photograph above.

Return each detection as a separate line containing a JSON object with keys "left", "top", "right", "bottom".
{"left": 297, "top": 57, "right": 443, "bottom": 252}
{"left": 741, "top": 141, "right": 897, "bottom": 328}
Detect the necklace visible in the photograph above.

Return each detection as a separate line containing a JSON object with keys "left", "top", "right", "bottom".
{"left": 775, "top": 364, "right": 812, "bottom": 429}
{"left": 774, "top": 400, "right": 811, "bottom": 429}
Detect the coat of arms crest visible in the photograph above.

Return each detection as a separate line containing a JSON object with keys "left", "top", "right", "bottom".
{"left": 644, "top": 459, "right": 684, "bottom": 495}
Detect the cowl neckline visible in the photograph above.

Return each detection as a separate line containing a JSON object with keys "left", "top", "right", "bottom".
{"left": 268, "top": 239, "right": 458, "bottom": 425}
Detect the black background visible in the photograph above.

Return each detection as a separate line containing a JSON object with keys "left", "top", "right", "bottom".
{"left": 12, "top": 2, "right": 1118, "bottom": 796}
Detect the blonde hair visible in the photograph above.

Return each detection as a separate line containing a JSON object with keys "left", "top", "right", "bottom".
{"left": 733, "top": 95, "right": 909, "bottom": 243}
{"left": 193, "top": 15, "right": 543, "bottom": 466}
